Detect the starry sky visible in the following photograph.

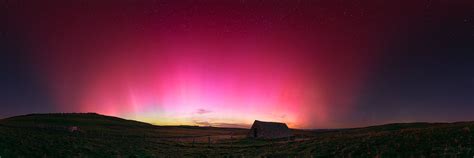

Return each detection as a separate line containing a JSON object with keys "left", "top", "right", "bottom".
{"left": 3, "top": 0, "right": 474, "bottom": 128}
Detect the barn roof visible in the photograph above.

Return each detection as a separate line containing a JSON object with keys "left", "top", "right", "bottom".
{"left": 252, "top": 120, "right": 288, "bottom": 128}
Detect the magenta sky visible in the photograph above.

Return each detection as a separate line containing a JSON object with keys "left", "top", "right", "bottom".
{"left": 5, "top": 0, "right": 474, "bottom": 128}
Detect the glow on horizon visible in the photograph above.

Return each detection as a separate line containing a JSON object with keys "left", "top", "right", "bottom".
{"left": 68, "top": 37, "right": 326, "bottom": 129}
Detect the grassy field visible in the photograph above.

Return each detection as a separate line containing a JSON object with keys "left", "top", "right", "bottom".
{"left": 1, "top": 113, "right": 473, "bottom": 157}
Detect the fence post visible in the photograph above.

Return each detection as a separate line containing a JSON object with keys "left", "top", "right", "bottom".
{"left": 230, "top": 135, "right": 233, "bottom": 148}
{"left": 208, "top": 136, "right": 211, "bottom": 148}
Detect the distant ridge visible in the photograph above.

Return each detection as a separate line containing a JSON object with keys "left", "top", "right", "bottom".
{"left": 0, "top": 113, "right": 153, "bottom": 128}
{"left": 2, "top": 113, "right": 473, "bottom": 131}
{"left": 354, "top": 121, "right": 474, "bottom": 131}
{"left": 0, "top": 113, "right": 249, "bottom": 131}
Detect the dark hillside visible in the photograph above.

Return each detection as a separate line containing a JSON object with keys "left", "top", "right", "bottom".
{"left": 1, "top": 113, "right": 473, "bottom": 157}
{"left": 0, "top": 113, "right": 153, "bottom": 128}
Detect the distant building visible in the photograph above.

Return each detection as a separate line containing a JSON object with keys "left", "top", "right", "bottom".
{"left": 68, "top": 126, "right": 79, "bottom": 132}
{"left": 247, "top": 120, "right": 293, "bottom": 139}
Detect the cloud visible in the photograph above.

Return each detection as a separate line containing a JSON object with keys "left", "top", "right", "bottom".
{"left": 195, "top": 108, "right": 212, "bottom": 115}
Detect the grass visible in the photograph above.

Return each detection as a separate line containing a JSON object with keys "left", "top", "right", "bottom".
{"left": 1, "top": 113, "right": 473, "bottom": 157}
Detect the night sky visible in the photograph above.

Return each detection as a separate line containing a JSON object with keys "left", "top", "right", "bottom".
{"left": 3, "top": 0, "right": 474, "bottom": 128}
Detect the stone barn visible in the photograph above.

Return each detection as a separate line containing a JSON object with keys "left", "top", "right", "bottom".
{"left": 248, "top": 120, "right": 293, "bottom": 139}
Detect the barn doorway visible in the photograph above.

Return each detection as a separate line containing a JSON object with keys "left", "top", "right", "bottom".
{"left": 254, "top": 128, "right": 258, "bottom": 137}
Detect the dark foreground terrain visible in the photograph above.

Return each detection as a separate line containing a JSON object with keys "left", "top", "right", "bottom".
{"left": 0, "top": 113, "right": 473, "bottom": 157}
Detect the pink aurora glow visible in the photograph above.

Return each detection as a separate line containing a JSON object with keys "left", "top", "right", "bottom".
{"left": 11, "top": 0, "right": 389, "bottom": 128}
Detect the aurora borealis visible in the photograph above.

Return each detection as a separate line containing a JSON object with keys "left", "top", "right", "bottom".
{"left": 3, "top": 0, "right": 474, "bottom": 128}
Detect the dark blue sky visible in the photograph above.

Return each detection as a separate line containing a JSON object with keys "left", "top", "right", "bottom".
{"left": 344, "top": 13, "right": 474, "bottom": 126}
